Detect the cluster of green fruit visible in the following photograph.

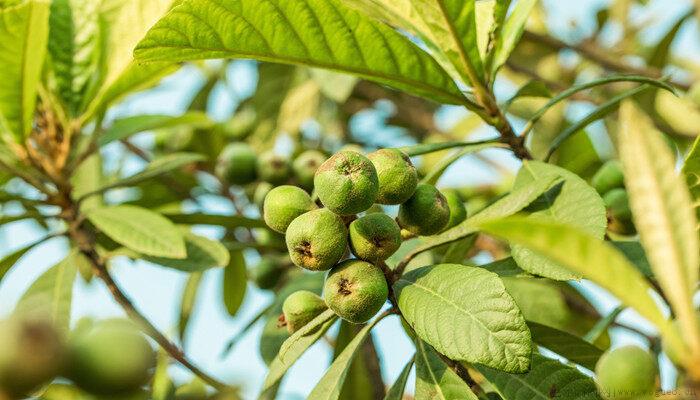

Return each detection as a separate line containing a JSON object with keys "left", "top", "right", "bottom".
{"left": 261, "top": 149, "right": 467, "bottom": 329}
{"left": 592, "top": 160, "right": 635, "bottom": 235}
{"left": 0, "top": 317, "right": 155, "bottom": 399}
{"left": 595, "top": 345, "right": 657, "bottom": 400}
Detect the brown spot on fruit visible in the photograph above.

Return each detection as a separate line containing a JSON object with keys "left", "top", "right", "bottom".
{"left": 338, "top": 278, "right": 352, "bottom": 296}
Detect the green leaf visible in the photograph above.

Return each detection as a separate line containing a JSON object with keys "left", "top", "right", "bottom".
{"left": 612, "top": 241, "right": 652, "bottom": 277}
{"left": 222, "top": 249, "right": 246, "bottom": 317}
{"left": 0, "top": 0, "right": 50, "bottom": 142}
{"left": 334, "top": 321, "right": 383, "bottom": 400}
{"left": 262, "top": 309, "right": 338, "bottom": 393}
{"left": 618, "top": 101, "right": 700, "bottom": 356}
{"left": 398, "top": 175, "right": 558, "bottom": 265}
{"left": 145, "top": 231, "right": 229, "bottom": 272}
{"left": 395, "top": 264, "right": 531, "bottom": 373}
{"left": 415, "top": 340, "right": 477, "bottom": 400}
{"left": 307, "top": 314, "right": 384, "bottom": 400}
{"left": 510, "top": 161, "right": 606, "bottom": 280}
{"left": 71, "top": 152, "right": 104, "bottom": 212}
{"left": 528, "top": 322, "right": 603, "bottom": 371}
{"left": 48, "top": 0, "right": 101, "bottom": 115}
{"left": 81, "top": 153, "right": 204, "bottom": 199}
{"left": 99, "top": 112, "right": 213, "bottom": 146}
{"left": 383, "top": 356, "right": 413, "bottom": 400}
{"left": 583, "top": 306, "right": 624, "bottom": 345}
{"left": 87, "top": 205, "right": 186, "bottom": 258}
{"left": 545, "top": 84, "right": 654, "bottom": 160}
{"left": 522, "top": 74, "right": 676, "bottom": 138}
{"left": 164, "top": 213, "right": 267, "bottom": 229}
{"left": 489, "top": 0, "right": 538, "bottom": 76}
{"left": 259, "top": 316, "right": 290, "bottom": 366}
{"left": 178, "top": 272, "right": 203, "bottom": 343}
{"left": 14, "top": 250, "right": 78, "bottom": 333}
{"left": 478, "top": 217, "right": 684, "bottom": 355}
{"left": 82, "top": 0, "right": 176, "bottom": 119}
{"left": 478, "top": 353, "right": 603, "bottom": 400}
{"left": 134, "top": 0, "right": 466, "bottom": 105}
{"left": 683, "top": 136, "right": 700, "bottom": 230}
{"left": 400, "top": 139, "right": 502, "bottom": 157}
{"left": 647, "top": 9, "right": 693, "bottom": 69}
{"left": 504, "top": 80, "right": 551, "bottom": 108}
{"left": 422, "top": 142, "right": 506, "bottom": 185}
{"left": 0, "top": 235, "right": 53, "bottom": 283}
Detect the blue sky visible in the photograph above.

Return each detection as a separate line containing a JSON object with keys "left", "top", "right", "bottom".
{"left": 0, "top": 0, "right": 698, "bottom": 398}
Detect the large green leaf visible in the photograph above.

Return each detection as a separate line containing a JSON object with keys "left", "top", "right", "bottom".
{"left": 307, "top": 314, "right": 384, "bottom": 400}
{"left": 261, "top": 309, "right": 338, "bottom": 393}
{"left": 0, "top": 0, "right": 50, "bottom": 142}
{"left": 618, "top": 101, "right": 700, "bottom": 356}
{"left": 80, "top": 153, "right": 204, "bottom": 199}
{"left": 146, "top": 231, "right": 229, "bottom": 272}
{"left": 415, "top": 340, "right": 477, "bottom": 400}
{"left": 384, "top": 356, "right": 413, "bottom": 400}
{"left": 511, "top": 161, "right": 606, "bottom": 280}
{"left": 14, "top": 250, "right": 78, "bottom": 333}
{"left": 528, "top": 322, "right": 603, "bottom": 371}
{"left": 222, "top": 249, "right": 246, "bottom": 316}
{"left": 395, "top": 264, "right": 531, "bottom": 373}
{"left": 478, "top": 353, "right": 602, "bottom": 400}
{"left": 87, "top": 205, "right": 186, "bottom": 258}
{"left": 134, "top": 0, "right": 466, "bottom": 105}
{"left": 48, "top": 0, "right": 101, "bottom": 115}
{"left": 397, "top": 175, "right": 558, "bottom": 267}
{"left": 99, "top": 112, "right": 213, "bottom": 145}
{"left": 683, "top": 136, "right": 700, "bottom": 234}
{"left": 478, "top": 217, "right": 684, "bottom": 356}
{"left": 82, "top": 0, "right": 176, "bottom": 119}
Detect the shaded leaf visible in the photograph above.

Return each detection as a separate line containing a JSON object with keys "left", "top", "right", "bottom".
{"left": 164, "top": 213, "right": 266, "bottom": 229}
{"left": 222, "top": 249, "right": 246, "bottom": 316}
{"left": 395, "top": 264, "right": 531, "bottom": 373}
{"left": 528, "top": 322, "right": 603, "bottom": 371}
{"left": 384, "top": 356, "right": 413, "bottom": 400}
{"left": 99, "top": 113, "right": 213, "bottom": 145}
{"left": 415, "top": 340, "right": 477, "bottom": 400}
{"left": 401, "top": 139, "right": 502, "bottom": 157}
{"left": 490, "top": 0, "right": 537, "bottom": 76}
{"left": 145, "top": 231, "right": 229, "bottom": 272}
{"left": 178, "top": 272, "right": 203, "bottom": 343}
{"left": 0, "top": 235, "right": 52, "bottom": 283}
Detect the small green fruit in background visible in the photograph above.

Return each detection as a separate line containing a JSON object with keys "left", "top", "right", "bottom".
{"left": 592, "top": 160, "right": 624, "bottom": 194}
{"left": 442, "top": 189, "right": 467, "bottom": 230}
{"left": 349, "top": 213, "right": 401, "bottom": 262}
{"left": 250, "top": 257, "right": 283, "bottom": 290}
{"left": 263, "top": 185, "right": 315, "bottom": 233}
{"left": 215, "top": 142, "right": 258, "bottom": 185}
{"left": 292, "top": 150, "right": 327, "bottom": 191}
{"left": 285, "top": 209, "right": 348, "bottom": 271}
{"left": 0, "top": 318, "right": 65, "bottom": 398}
{"left": 603, "top": 188, "right": 635, "bottom": 235}
{"left": 253, "top": 182, "right": 274, "bottom": 210}
{"left": 257, "top": 151, "right": 291, "bottom": 185}
{"left": 282, "top": 290, "right": 328, "bottom": 333}
{"left": 595, "top": 345, "right": 657, "bottom": 400}
{"left": 253, "top": 228, "right": 286, "bottom": 250}
{"left": 314, "top": 151, "right": 379, "bottom": 215}
{"left": 323, "top": 259, "right": 388, "bottom": 324}
{"left": 368, "top": 148, "right": 418, "bottom": 205}
{"left": 398, "top": 183, "right": 451, "bottom": 236}
{"left": 68, "top": 319, "right": 155, "bottom": 396}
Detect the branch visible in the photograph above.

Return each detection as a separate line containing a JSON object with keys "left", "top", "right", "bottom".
{"left": 522, "top": 30, "right": 691, "bottom": 91}
{"left": 63, "top": 206, "right": 231, "bottom": 391}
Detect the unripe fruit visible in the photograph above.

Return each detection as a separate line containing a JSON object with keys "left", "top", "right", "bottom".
{"left": 282, "top": 290, "right": 328, "bottom": 333}
{"left": 253, "top": 228, "right": 286, "bottom": 250}
{"left": 314, "top": 151, "right": 379, "bottom": 215}
{"left": 442, "top": 189, "right": 467, "bottom": 230}
{"left": 257, "top": 151, "right": 291, "bottom": 185}
{"left": 215, "top": 142, "right": 258, "bottom": 185}
{"left": 285, "top": 209, "right": 348, "bottom": 271}
{"left": 603, "top": 188, "right": 635, "bottom": 235}
{"left": 368, "top": 149, "right": 418, "bottom": 205}
{"left": 348, "top": 213, "right": 401, "bottom": 262}
{"left": 263, "top": 185, "right": 315, "bottom": 233}
{"left": 323, "top": 260, "right": 388, "bottom": 324}
{"left": 592, "top": 160, "right": 624, "bottom": 195}
{"left": 292, "top": 150, "right": 327, "bottom": 191}
{"left": 250, "top": 258, "right": 282, "bottom": 290}
{"left": 0, "top": 318, "right": 65, "bottom": 398}
{"left": 398, "top": 184, "right": 451, "bottom": 236}
{"left": 68, "top": 320, "right": 155, "bottom": 396}
{"left": 253, "top": 182, "right": 274, "bottom": 211}
{"left": 595, "top": 345, "right": 656, "bottom": 400}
